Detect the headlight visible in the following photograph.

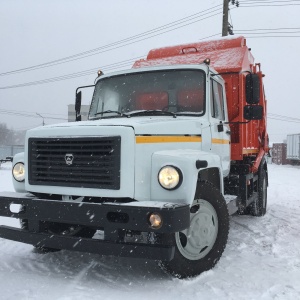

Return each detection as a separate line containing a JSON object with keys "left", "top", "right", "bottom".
{"left": 158, "top": 165, "right": 182, "bottom": 190}
{"left": 12, "top": 162, "right": 25, "bottom": 182}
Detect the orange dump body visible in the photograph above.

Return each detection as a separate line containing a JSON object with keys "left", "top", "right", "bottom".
{"left": 133, "top": 36, "right": 268, "bottom": 168}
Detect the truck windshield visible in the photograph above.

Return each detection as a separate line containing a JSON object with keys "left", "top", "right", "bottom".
{"left": 89, "top": 69, "right": 205, "bottom": 119}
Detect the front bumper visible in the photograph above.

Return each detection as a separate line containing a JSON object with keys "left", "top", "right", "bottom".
{"left": 0, "top": 192, "right": 190, "bottom": 261}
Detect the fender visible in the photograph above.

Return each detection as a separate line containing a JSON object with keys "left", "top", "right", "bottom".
{"left": 151, "top": 149, "right": 223, "bottom": 206}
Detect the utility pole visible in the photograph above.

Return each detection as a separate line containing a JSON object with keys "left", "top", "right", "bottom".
{"left": 222, "top": 0, "right": 229, "bottom": 36}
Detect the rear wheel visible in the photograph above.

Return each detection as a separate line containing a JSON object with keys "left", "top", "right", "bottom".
{"left": 250, "top": 168, "right": 267, "bottom": 216}
{"left": 160, "top": 181, "right": 229, "bottom": 278}
{"left": 237, "top": 161, "right": 268, "bottom": 216}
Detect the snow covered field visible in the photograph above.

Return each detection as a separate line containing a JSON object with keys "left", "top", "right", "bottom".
{"left": 0, "top": 162, "right": 299, "bottom": 300}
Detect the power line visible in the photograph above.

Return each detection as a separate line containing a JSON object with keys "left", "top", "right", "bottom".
{"left": 0, "top": 1, "right": 297, "bottom": 77}
{"left": 0, "top": 56, "right": 144, "bottom": 90}
{"left": 198, "top": 33, "right": 222, "bottom": 41}
{"left": 235, "top": 27, "right": 300, "bottom": 31}
{"left": 269, "top": 113, "right": 300, "bottom": 121}
{"left": 0, "top": 32, "right": 221, "bottom": 90}
{"left": 0, "top": 31, "right": 297, "bottom": 90}
{"left": 237, "top": 31, "right": 300, "bottom": 36}
{"left": 0, "top": 108, "right": 65, "bottom": 117}
{"left": 0, "top": 110, "right": 67, "bottom": 121}
{"left": 240, "top": 3, "right": 300, "bottom": 7}
{"left": 246, "top": 35, "right": 300, "bottom": 38}
{"left": 0, "top": 5, "right": 223, "bottom": 77}
{"left": 235, "top": 27, "right": 300, "bottom": 38}
{"left": 236, "top": 31, "right": 300, "bottom": 34}
{"left": 242, "top": 0, "right": 300, "bottom": 3}
{"left": 1, "top": 30, "right": 297, "bottom": 90}
{"left": 268, "top": 117, "right": 300, "bottom": 123}
{"left": 268, "top": 113, "right": 300, "bottom": 124}
{"left": 225, "top": 0, "right": 300, "bottom": 35}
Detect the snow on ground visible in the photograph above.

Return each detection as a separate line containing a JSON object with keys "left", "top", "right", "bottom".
{"left": 0, "top": 162, "right": 300, "bottom": 300}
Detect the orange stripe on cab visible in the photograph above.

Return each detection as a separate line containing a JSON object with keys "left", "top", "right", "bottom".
{"left": 136, "top": 136, "right": 202, "bottom": 144}
{"left": 212, "top": 138, "right": 230, "bottom": 144}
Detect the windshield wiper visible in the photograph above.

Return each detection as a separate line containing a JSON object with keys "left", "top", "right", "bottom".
{"left": 127, "top": 110, "right": 177, "bottom": 118}
{"left": 176, "top": 111, "right": 203, "bottom": 116}
{"left": 92, "top": 110, "right": 130, "bottom": 118}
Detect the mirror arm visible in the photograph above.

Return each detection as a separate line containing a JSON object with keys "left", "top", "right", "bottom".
{"left": 76, "top": 85, "right": 95, "bottom": 94}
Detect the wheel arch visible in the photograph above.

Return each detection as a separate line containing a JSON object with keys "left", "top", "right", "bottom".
{"left": 198, "top": 167, "right": 222, "bottom": 194}
{"left": 259, "top": 156, "right": 268, "bottom": 187}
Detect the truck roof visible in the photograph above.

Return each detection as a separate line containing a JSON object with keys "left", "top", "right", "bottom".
{"left": 133, "top": 36, "right": 254, "bottom": 74}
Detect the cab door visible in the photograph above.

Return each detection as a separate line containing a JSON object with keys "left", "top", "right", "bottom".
{"left": 209, "top": 78, "right": 231, "bottom": 176}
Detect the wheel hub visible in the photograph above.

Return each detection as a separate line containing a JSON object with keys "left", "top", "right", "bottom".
{"left": 176, "top": 200, "right": 218, "bottom": 260}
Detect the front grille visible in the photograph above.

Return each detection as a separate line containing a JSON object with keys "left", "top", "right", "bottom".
{"left": 28, "top": 137, "right": 121, "bottom": 189}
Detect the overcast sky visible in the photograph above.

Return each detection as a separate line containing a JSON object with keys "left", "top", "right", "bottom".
{"left": 1, "top": 0, "right": 300, "bottom": 143}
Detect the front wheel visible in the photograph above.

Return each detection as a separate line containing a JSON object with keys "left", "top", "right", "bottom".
{"left": 160, "top": 181, "right": 229, "bottom": 278}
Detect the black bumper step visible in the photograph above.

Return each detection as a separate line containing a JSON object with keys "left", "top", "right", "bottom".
{"left": 0, "top": 226, "right": 175, "bottom": 261}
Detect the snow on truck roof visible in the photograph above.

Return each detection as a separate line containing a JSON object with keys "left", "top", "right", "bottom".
{"left": 133, "top": 36, "right": 255, "bottom": 74}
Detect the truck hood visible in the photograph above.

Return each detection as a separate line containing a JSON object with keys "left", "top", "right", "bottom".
{"left": 29, "top": 116, "right": 205, "bottom": 135}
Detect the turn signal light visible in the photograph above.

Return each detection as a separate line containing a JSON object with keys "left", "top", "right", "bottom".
{"left": 149, "top": 213, "right": 162, "bottom": 229}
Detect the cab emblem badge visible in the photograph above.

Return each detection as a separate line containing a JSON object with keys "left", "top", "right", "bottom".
{"left": 65, "top": 154, "right": 74, "bottom": 165}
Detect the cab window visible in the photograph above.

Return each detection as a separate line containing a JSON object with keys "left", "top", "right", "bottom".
{"left": 210, "top": 80, "right": 225, "bottom": 120}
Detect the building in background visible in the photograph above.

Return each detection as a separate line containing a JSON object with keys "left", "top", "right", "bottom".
{"left": 272, "top": 143, "right": 291, "bottom": 165}
{"left": 68, "top": 105, "right": 89, "bottom": 122}
{"left": 287, "top": 134, "right": 300, "bottom": 162}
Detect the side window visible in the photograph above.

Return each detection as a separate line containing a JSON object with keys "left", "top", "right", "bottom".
{"left": 211, "top": 80, "right": 225, "bottom": 120}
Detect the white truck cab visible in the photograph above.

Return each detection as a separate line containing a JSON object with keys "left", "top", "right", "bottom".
{"left": 15, "top": 64, "right": 230, "bottom": 204}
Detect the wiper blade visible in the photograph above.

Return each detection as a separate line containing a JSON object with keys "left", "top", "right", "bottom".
{"left": 127, "top": 110, "right": 176, "bottom": 118}
{"left": 94, "top": 110, "right": 123, "bottom": 116}
{"left": 176, "top": 111, "right": 203, "bottom": 116}
{"left": 94, "top": 110, "right": 128, "bottom": 117}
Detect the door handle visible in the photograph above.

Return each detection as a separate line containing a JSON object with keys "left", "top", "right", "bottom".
{"left": 226, "top": 130, "right": 231, "bottom": 135}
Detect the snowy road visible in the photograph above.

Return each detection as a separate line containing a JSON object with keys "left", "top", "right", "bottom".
{"left": 0, "top": 163, "right": 299, "bottom": 300}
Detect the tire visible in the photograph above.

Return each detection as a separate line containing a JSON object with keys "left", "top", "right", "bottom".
{"left": 160, "top": 181, "right": 229, "bottom": 279}
{"left": 20, "top": 219, "right": 96, "bottom": 253}
{"left": 250, "top": 167, "right": 267, "bottom": 217}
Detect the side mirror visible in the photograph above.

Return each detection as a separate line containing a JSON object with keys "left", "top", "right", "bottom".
{"left": 246, "top": 74, "right": 260, "bottom": 104}
{"left": 244, "top": 105, "right": 263, "bottom": 120}
{"left": 75, "top": 91, "right": 82, "bottom": 121}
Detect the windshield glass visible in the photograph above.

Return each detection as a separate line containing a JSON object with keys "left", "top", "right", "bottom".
{"left": 89, "top": 69, "right": 206, "bottom": 119}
